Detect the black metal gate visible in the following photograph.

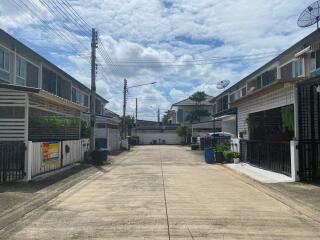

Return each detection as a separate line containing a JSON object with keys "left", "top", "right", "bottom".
{"left": 298, "top": 77, "right": 320, "bottom": 181}
{"left": 0, "top": 141, "right": 26, "bottom": 183}
{"left": 240, "top": 140, "right": 291, "bottom": 177}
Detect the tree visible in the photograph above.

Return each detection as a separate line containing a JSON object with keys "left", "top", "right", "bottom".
{"left": 176, "top": 126, "right": 192, "bottom": 144}
{"left": 162, "top": 110, "right": 171, "bottom": 124}
{"left": 121, "top": 115, "right": 135, "bottom": 136}
{"left": 124, "top": 115, "right": 135, "bottom": 128}
{"left": 189, "top": 91, "right": 207, "bottom": 103}
{"left": 186, "top": 91, "right": 210, "bottom": 123}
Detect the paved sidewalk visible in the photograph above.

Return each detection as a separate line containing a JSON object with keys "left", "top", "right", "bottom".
{"left": 0, "top": 165, "right": 94, "bottom": 214}
{"left": 1, "top": 146, "right": 320, "bottom": 239}
{"left": 266, "top": 182, "right": 320, "bottom": 219}
{"left": 226, "top": 163, "right": 293, "bottom": 183}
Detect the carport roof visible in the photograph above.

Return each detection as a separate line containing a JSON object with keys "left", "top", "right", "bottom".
{"left": 0, "top": 83, "right": 87, "bottom": 112}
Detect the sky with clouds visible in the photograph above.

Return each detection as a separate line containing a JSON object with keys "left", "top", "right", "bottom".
{"left": 0, "top": 0, "right": 315, "bottom": 120}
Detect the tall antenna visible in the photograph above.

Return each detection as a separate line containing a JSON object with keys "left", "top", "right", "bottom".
{"left": 298, "top": 1, "right": 320, "bottom": 29}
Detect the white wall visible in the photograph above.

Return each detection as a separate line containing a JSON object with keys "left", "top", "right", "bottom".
{"left": 95, "top": 128, "right": 107, "bottom": 139}
{"left": 62, "top": 139, "right": 89, "bottom": 167}
{"left": 236, "top": 84, "right": 294, "bottom": 139}
{"left": 231, "top": 138, "right": 240, "bottom": 152}
{"left": 222, "top": 119, "right": 237, "bottom": 136}
{"left": 107, "top": 128, "right": 120, "bottom": 151}
{"left": 28, "top": 139, "right": 89, "bottom": 179}
{"left": 137, "top": 130, "right": 181, "bottom": 145}
{"left": 30, "top": 141, "right": 61, "bottom": 177}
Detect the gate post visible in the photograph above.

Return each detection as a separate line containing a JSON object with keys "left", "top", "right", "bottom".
{"left": 24, "top": 141, "right": 33, "bottom": 181}
{"left": 290, "top": 140, "right": 299, "bottom": 182}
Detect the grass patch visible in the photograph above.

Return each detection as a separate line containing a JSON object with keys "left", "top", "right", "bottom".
{"left": 102, "top": 159, "right": 113, "bottom": 165}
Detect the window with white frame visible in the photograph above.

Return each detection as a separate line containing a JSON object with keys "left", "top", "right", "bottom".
{"left": 79, "top": 92, "right": 89, "bottom": 107}
{"left": 0, "top": 48, "right": 10, "bottom": 82}
{"left": 212, "top": 103, "right": 217, "bottom": 114}
{"left": 309, "top": 50, "right": 320, "bottom": 73}
{"left": 0, "top": 48, "right": 9, "bottom": 72}
{"left": 72, "top": 87, "right": 89, "bottom": 107}
{"left": 241, "top": 87, "right": 247, "bottom": 97}
{"left": 83, "top": 94, "right": 89, "bottom": 107}
{"left": 229, "top": 88, "right": 243, "bottom": 103}
{"left": 72, "top": 87, "right": 78, "bottom": 103}
{"left": 294, "top": 58, "right": 303, "bottom": 77}
{"left": 16, "top": 56, "right": 27, "bottom": 86}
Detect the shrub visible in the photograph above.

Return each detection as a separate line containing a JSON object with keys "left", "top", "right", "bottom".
{"left": 130, "top": 136, "right": 140, "bottom": 145}
{"left": 176, "top": 126, "right": 192, "bottom": 144}
{"left": 223, "top": 151, "right": 234, "bottom": 162}
{"left": 214, "top": 143, "right": 230, "bottom": 152}
{"left": 233, "top": 152, "right": 240, "bottom": 158}
{"left": 191, "top": 144, "right": 199, "bottom": 150}
{"left": 223, "top": 151, "right": 241, "bottom": 162}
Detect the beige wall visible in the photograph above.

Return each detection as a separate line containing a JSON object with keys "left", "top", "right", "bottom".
{"left": 236, "top": 84, "right": 295, "bottom": 139}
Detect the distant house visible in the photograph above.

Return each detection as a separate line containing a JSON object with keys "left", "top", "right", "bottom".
{"left": 134, "top": 120, "right": 181, "bottom": 145}
{"left": 169, "top": 95, "right": 213, "bottom": 125}
{"left": 94, "top": 109, "right": 121, "bottom": 151}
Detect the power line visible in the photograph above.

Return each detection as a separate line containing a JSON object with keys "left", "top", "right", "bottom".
{"left": 37, "top": 0, "right": 121, "bottom": 82}
{"left": 101, "top": 53, "right": 277, "bottom": 67}
{"left": 111, "top": 51, "right": 279, "bottom": 64}
{"left": 55, "top": 0, "right": 124, "bottom": 76}
{"left": 14, "top": 0, "right": 87, "bottom": 59}
{"left": 12, "top": 0, "right": 117, "bottom": 99}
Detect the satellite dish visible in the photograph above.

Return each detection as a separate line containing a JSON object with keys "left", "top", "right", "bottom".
{"left": 216, "top": 80, "right": 230, "bottom": 90}
{"left": 298, "top": 1, "right": 320, "bottom": 29}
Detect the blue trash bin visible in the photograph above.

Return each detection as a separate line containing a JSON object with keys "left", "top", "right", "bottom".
{"left": 204, "top": 148, "right": 215, "bottom": 164}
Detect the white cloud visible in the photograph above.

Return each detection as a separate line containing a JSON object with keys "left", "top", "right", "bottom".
{"left": 0, "top": 0, "right": 315, "bottom": 120}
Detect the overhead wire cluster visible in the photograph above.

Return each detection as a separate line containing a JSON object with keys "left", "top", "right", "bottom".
{"left": 10, "top": 0, "right": 123, "bottom": 89}
{"left": 9, "top": 0, "right": 280, "bottom": 78}
{"left": 10, "top": 0, "right": 280, "bottom": 69}
{"left": 9, "top": 0, "right": 281, "bottom": 121}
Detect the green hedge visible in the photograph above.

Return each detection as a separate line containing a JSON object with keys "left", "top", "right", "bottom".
{"left": 223, "top": 151, "right": 241, "bottom": 162}
{"left": 191, "top": 144, "right": 199, "bottom": 150}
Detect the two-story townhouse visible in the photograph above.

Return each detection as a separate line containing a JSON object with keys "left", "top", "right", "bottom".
{"left": 209, "top": 83, "right": 243, "bottom": 137}
{"left": 0, "top": 30, "right": 107, "bottom": 113}
{"left": 0, "top": 29, "right": 119, "bottom": 182}
{"left": 214, "top": 29, "right": 320, "bottom": 181}
{"left": 169, "top": 95, "right": 213, "bottom": 125}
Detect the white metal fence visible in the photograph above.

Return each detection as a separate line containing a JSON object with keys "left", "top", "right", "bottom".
{"left": 30, "top": 141, "right": 61, "bottom": 177}
{"left": 28, "top": 139, "right": 89, "bottom": 179}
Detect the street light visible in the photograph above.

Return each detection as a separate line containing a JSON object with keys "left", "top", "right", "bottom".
{"left": 127, "top": 81, "right": 157, "bottom": 89}
{"left": 122, "top": 80, "right": 157, "bottom": 138}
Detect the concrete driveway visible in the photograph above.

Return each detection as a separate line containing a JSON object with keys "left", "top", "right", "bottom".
{"left": 1, "top": 146, "right": 320, "bottom": 239}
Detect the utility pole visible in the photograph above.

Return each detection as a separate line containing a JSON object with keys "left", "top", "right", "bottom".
{"left": 158, "top": 107, "right": 160, "bottom": 124}
{"left": 90, "top": 28, "right": 97, "bottom": 152}
{"left": 135, "top": 98, "right": 138, "bottom": 134}
{"left": 122, "top": 79, "right": 128, "bottom": 139}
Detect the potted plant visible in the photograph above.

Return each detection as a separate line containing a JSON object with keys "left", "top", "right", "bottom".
{"left": 214, "top": 143, "right": 229, "bottom": 163}
{"left": 223, "top": 151, "right": 234, "bottom": 163}
{"left": 232, "top": 152, "right": 241, "bottom": 164}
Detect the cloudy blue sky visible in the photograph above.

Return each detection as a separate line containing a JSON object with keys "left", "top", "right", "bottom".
{"left": 0, "top": 0, "right": 315, "bottom": 120}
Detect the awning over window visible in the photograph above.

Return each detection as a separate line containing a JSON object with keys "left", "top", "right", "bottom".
{"left": 294, "top": 46, "right": 311, "bottom": 58}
